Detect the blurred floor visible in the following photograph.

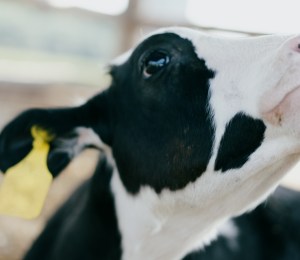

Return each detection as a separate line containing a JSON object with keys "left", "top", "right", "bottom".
{"left": 0, "top": 82, "right": 299, "bottom": 260}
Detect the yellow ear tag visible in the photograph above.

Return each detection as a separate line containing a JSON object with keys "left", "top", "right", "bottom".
{"left": 0, "top": 126, "right": 54, "bottom": 219}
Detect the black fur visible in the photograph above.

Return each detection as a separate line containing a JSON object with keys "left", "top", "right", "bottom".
{"left": 109, "top": 33, "right": 215, "bottom": 193}
{"left": 24, "top": 155, "right": 122, "bottom": 260}
{"left": 214, "top": 113, "right": 266, "bottom": 172}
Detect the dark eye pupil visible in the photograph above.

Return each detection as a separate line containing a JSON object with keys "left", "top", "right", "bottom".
{"left": 143, "top": 51, "right": 170, "bottom": 78}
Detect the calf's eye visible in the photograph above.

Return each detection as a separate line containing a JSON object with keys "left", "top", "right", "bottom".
{"left": 142, "top": 51, "right": 170, "bottom": 78}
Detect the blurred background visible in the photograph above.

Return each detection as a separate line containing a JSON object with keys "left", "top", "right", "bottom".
{"left": 0, "top": 0, "right": 300, "bottom": 259}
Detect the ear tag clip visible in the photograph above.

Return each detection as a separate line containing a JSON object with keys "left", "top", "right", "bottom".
{"left": 0, "top": 126, "right": 53, "bottom": 219}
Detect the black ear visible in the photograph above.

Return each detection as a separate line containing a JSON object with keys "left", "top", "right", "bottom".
{"left": 0, "top": 90, "right": 111, "bottom": 177}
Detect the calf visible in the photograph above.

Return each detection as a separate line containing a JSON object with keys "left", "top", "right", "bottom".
{"left": 1, "top": 27, "right": 300, "bottom": 259}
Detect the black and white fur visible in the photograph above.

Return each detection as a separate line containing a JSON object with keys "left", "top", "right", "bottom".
{"left": 1, "top": 27, "right": 300, "bottom": 259}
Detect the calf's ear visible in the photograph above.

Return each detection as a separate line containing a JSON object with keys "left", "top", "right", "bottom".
{"left": 0, "top": 91, "right": 112, "bottom": 177}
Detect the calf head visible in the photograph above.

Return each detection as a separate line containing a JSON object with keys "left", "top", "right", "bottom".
{"left": 1, "top": 27, "right": 300, "bottom": 257}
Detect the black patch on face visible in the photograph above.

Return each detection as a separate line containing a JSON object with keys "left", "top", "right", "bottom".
{"left": 214, "top": 113, "right": 266, "bottom": 172}
{"left": 109, "top": 33, "right": 216, "bottom": 194}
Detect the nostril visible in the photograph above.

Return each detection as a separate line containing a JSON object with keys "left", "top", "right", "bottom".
{"left": 294, "top": 43, "right": 300, "bottom": 52}
{"left": 288, "top": 36, "right": 300, "bottom": 53}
